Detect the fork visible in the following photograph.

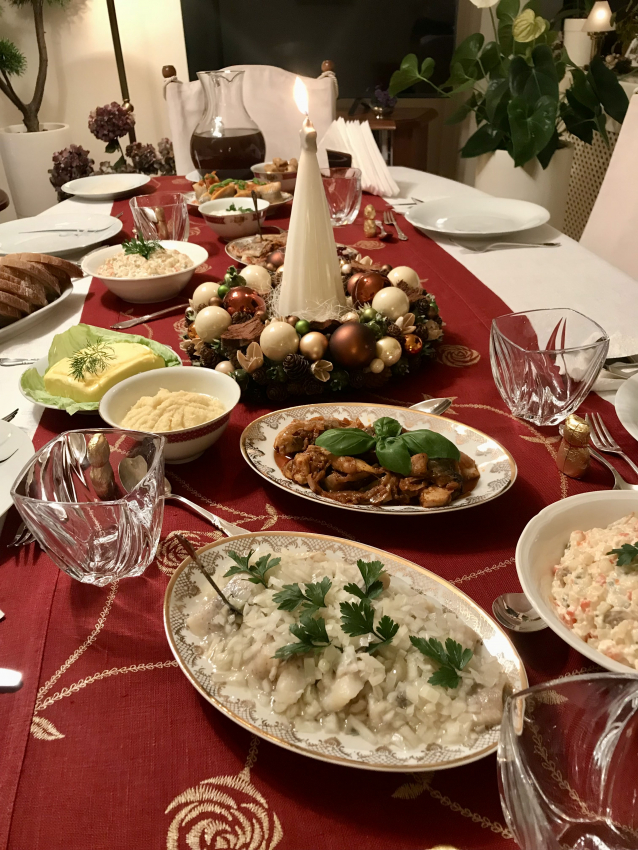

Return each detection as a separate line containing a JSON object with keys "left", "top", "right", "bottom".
{"left": 10, "top": 523, "right": 33, "bottom": 547}
{"left": 589, "top": 445, "right": 638, "bottom": 491}
{"left": 383, "top": 209, "right": 408, "bottom": 241}
{"left": 451, "top": 239, "right": 560, "bottom": 253}
{"left": 587, "top": 411, "right": 638, "bottom": 478}
{"left": 0, "top": 358, "right": 37, "bottom": 367}
{"left": 2, "top": 409, "right": 18, "bottom": 422}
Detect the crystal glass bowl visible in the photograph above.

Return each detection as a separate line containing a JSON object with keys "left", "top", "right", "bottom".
{"left": 498, "top": 673, "right": 638, "bottom": 850}
{"left": 490, "top": 308, "right": 609, "bottom": 426}
{"left": 11, "top": 429, "right": 165, "bottom": 586}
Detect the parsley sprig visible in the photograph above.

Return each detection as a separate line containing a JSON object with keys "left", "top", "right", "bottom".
{"left": 274, "top": 611, "right": 331, "bottom": 659}
{"left": 340, "top": 600, "right": 399, "bottom": 654}
{"left": 68, "top": 337, "right": 115, "bottom": 382}
{"left": 224, "top": 550, "right": 280, "bottom": 588}
{"left": 607, "top": 542, "right": 638, "bottom": 571}
{"left": 344, "top": 559, "right": 386, "bottom": 601}
{"left": 410, "top": 636, "right": 473, "bottom": 688}
{"left": 123, "top": 234, "right": 163, "bottom": 260}
{"left": 273, "top": 577, "right": 332, "bottom": 614}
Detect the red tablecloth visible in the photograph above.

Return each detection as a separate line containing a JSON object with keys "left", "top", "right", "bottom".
{"left": 1, "top": 176, "right": 636, "bottom": 850}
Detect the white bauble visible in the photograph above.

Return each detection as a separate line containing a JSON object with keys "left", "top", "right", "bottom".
{"left": 259, "top": 321, "right": 299, "bottom": 362}
{"left": 194, "top": 306, "right": 231, "bottom": 341}
{"left": 240, "top": 264, "right": 272, "bottom": 295}
{"left": 388, "top": 265, "right": 420, "bottom": 292}
{"left": 376, "top": 337, "right": 402, "bottom": 366}
{"left": 369, "top": 358, "right": 385, "bottom": 374}
{"left": 215, "top": 361, "right": 235, "bottom": 375}
{"left": 371, "top": 287, "right": 410, "bottom": 321}
{"left": 192, "top": 281, "right": 219, "bottom": 310}
{"left": 341, "top": 311, "right": 359, "bottom": 324}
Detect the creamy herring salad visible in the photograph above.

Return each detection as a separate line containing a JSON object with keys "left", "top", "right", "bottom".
{"left": 551, "top": 512, "right": 638, "bottom": 669}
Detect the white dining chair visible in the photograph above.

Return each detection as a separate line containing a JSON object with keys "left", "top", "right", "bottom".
{"left": 580, "top": 87, "right": 638, "bottom": 281}
{"left": 162, "top": 62, "right": 338, "bottom": 177}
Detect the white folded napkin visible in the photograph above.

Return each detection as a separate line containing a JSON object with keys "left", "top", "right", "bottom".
{"left": 318, "top": 118, "right": 400, "bottom": 197}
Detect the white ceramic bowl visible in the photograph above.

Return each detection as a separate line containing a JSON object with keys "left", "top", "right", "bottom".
{"left": 516, "top": 490, "right": 638, "bottom": 674}
{"left": 61, "top": 173, "right": 150, "bottom": 200}
{"left": 199, "top": 197, "right": 269, "bottom": 241}
{"left": 251, "top": 162, "right": 297, "bottom": 193}
{"left": 82, "top": 240, "right": 208, "bottom": 304}
{"left": 99, "top": 365, "right": 241, "bottom": 463}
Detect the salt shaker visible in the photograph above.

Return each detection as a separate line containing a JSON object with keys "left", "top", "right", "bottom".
{"left": 556, "top": 414, "right": 590, "bottom": 478}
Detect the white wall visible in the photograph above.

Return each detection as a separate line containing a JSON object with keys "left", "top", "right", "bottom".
{"left": 0, "top": 0, "right": 188, "bottom": 221}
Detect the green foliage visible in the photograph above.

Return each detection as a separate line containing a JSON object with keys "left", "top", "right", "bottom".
{"left": 273, "top": 611, "right": 331, "bottom": 659}
{"left": 388, "top": 0, "right": 629, "bottom": 168}
{"left": 344, "top": 559, "right": 387, "bottom": 601}
{"left": 340, "top": 599, "right": 399, "bottom": 654}
{"left": 607, "top": 542, "right": 638, "bottom": 571}
{"left": 273, "top": 577, "right": 332, "bottom": 614}
{"left": 0, "top": 38, "right": 26, "bottom": 76}
{"left": 410, "top": 636, "right": 473, "bottom": 688}
{"left": 224, "top": 550, "right": 281, "bottom": 587}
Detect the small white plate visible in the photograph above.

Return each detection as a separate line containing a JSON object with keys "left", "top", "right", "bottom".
{"left": 62, "top": 173, "right": 151, "bottom": 200}
{"left": 0, "top": 420, "right": 34, "bottom": 516}
{"left": 186, "top": 169, "right": 201, "bottom": 183}
{"left": 0, "top": 278, "right": 73, "bottom": 346}
{"left": 406, "top": 196, "right": 550, "bottom": 237}
{"left": 0, "top": 214, "right": 122, "bottom": 257}
{"left": 616, "top": 372, "right": 638, "bottom": 443}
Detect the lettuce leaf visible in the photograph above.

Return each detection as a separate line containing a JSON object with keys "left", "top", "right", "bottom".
{"left": 20, "top": 323, "right": 181, "bottom": 415}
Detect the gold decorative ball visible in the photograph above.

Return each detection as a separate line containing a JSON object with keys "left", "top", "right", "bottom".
{"left": 286, "top": 315, "right": 299, "bottom": 326}
{"left": 259, "top": 321, "right": 300, "bottom": 362}
{"left": 215, "top": 361, "right": 234, "bottom": 375}
{"left": 341, "top": 311, "right": 360, "bottom": 324}
{"left": 376, "top": 336, "right": 403, "bottom": 366}
{"left": 403, "top": 333, "right": 423, "bottom": 355}
{"left": 187, "top": 324, "right": 199, "bottom": 340}
{"left": 299, "top": 331, "right": 328, "bottom": 361}
{"left": 369, "top": 357, "right": 385, "bottom": 374}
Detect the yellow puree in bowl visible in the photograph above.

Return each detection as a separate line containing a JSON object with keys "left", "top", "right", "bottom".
{"left": 44, "top": 342, "right": 164, "bottom": 403}
{"left": 121, "top": 388, "right": 225, "bottom": 432}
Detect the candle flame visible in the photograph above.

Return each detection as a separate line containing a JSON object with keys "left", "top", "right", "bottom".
{"left": 294, "top": 77, "right": 309, "bottom": 116}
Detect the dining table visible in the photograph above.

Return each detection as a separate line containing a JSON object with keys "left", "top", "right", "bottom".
{"left": 1, "top": 166, "right": 638, "bottom": 850}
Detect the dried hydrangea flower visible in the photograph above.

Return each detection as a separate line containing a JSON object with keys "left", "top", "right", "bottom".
{"left": 126, "top": 142, "right": 159, "bottom": 174}
{"left": 88, "top": 102, "right": 135, "bottom": 142}
{"left": 49, "top": 144, "right": 95, "bottom": 199}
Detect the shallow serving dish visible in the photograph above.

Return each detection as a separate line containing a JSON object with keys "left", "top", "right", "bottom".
{"left": 406, "top": 197, "right": 550, "bottom": 237}
{"left": 61, "top": 173, "right": 150, "bottom": 200}
{"left": 251, "top": 162, "right": 297, "bottom": 193}
{"left": 81, "top": 240, "right": 208, "bottom": 304}
{"left": 516, "top": 490, "right": 638, "bottom": 674}
{"left": 186, "top": 190, "right": 291, "bottom": 218}
{"left": 100, "top": 365, "right": 241, "bottom": 463}
{"left": 164, "top": 531, "right": 526, "bottom": 771}
{"left": 0, "top": 419, "right": 34, "bottom": 517}
{"left": 615, "top": 371, "right": 638, "bottom": 443}
{"left": 199, "top": 197, "right": 269, "bottom": 241}
{"left": 240, "top": 402, "right": 517, "bottom": 515}
{"left": 0, "top": 276, "right": 73, "bottom": 346}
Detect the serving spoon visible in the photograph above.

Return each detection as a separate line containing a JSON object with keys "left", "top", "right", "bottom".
{"left": 492, "top": 593, "right": 547, "bottom": 633}
{"left": 409, "top": 397, "right": 452, "bottom": 416}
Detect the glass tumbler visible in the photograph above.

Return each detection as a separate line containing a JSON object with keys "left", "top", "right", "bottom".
{"left": 11, "top": 429, "right": 165, "bottom": 586}
{"left": 490, "top": 308, "right": 609, "bottom": 426}
{"left": 498, "top": 673, "right": 638, "bottom": 850}
{"left": 130, "top": 192, "right": 190, "bottom": 241}
{"left": 320, "top": 167, "right": 362, "bottom": 226}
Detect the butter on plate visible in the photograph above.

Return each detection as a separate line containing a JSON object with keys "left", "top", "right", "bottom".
{"left": 44, "top": 341, "right": 164, "bottom": 403}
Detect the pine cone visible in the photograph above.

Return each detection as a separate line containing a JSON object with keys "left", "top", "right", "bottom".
{"left": 231, "top": 311, "right": 252, "bottom": 324}
{"left": 349, "top": 370, "right": 365, "bottom": 390}
{"left": 363, "top": 368, "right": 391, "bottom": 389}
{"left": 282, "top": 353, "right": 310, "bottom": 381}
{"left": 181, "top": 340, "right": 196, "bottom": 359}
{"left": 414, "top": 297, "right": 431, "bottom": 316}
{"left": 199, "top": 344, "right": 223, "bottom": 369}
{"left": 386, "top": 323, "right": 402, "bottom": 341}
{"left": 251, "top": 366, "right": 269, "bottom": 385}
{"left": 304, "top": 377, "right": 325, "bottom": 396}
{"left": 414, "top": 323, "right": 429, "bottom": 341}
{"left": 267, "top": 383, "right": 289, "bottom": 403}
{"left": 286, "top": 381, "right": 305, "bottom": 397}
{"left": 427, "top": 304, "right": 439, "bottom": 319}
{"left": 221, "top": 348, "right": 240, "bottom": 369}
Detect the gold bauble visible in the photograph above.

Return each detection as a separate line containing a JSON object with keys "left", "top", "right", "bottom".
{"left": 299, "top": 331, "right": 328, "bottom": 361}
{"left": 341, "top": 311, "right": 360, "bottom": 324}
{"left": 215, "top": 361, "right": 234, "bottom": 375}
{"left": 376, "top": 336, "right": 402, "bottom": 366}
{"left": 369, "top": 357, "right": 385, "bottom": 374}
{"left": 403, "top": 333, "right": 423, "bottom": 356}
{"left": 363, "top": 203, "right": 376, "bottom": 219}
{"left": 363, "top": 219, "right": 377, "bottom": 237}
{"left": 187, "top": 324, "right": 199, "bottom": 340}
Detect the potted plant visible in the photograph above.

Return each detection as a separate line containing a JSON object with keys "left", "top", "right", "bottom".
{"left": 555, "top": 0, "right": 594, "bottom": 68}
{"left": 0, "top": 0, "right": 71, "bottom": 217}
{"left": 389, "top": 0, "right": 629, "bottom": 229}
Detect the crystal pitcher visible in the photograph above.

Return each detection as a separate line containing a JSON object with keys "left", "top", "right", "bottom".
{"left": 190, "top": 69, "right": 265, "bottom": 179}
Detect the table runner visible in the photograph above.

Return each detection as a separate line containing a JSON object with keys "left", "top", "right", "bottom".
{"left": 1, "top": 176, "right": 636, "bottom": 850}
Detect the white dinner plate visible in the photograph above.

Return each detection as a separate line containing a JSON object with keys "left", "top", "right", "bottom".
{"left": 61, "top": 173, "right": 150, "bottom": 200}
{"left": 616, "top": 372, "right": 638, "bottom": 442}
{"left": 0, "top": 278, "right": 73, "bottom": 346}
{"left": 240, "top": 402, "right": 517, "bottom": 515}
{"left": 0, "top": 420, "right": 34, "bottom": 517}
{"left": 165, "top": 531, "right": 526, "bottom": 771}
{"left": 406, "top": 196, "right": 550, "bottom": 237}
{"left": 0, "top": 213, "right": 122, "bottom": 257}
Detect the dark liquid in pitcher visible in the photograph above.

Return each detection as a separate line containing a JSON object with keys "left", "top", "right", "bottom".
{"left": 190, "top": 128, "right": 266, "bottom": 180}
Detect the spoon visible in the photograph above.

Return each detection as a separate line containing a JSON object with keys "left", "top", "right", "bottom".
{"left": 251, "top": 190, "right": 263, "bottom": 241}
{"left": 176, "top": 533, "right": 242, "bottom": 617}
{"left": 492, "top": 593, "right": 547, "bottom": 633}
{"left": 409, "top": 397, "right": 452, "bottom": 416}
{"left": 0, "top": 668, "right": 23, "bottom": 693}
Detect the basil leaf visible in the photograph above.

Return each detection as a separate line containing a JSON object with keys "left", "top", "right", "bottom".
{"left": 401, "top": 429, "right": 460, "bottom": 461}
{"left": 376, "top": 436, "right": 412, "bottom": 476}
{"left": 315, "top": 428, "right": 376, "bottom": 457}
{"left": 374, "top": 417, "right": 402, "bottom": 439}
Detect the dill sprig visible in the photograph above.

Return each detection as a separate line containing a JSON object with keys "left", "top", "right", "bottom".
{"left": 123, "top": 234, "right": 162, "bottom": 260}
{"left": 68, "top": 338, "right": 116, "bottom": 382}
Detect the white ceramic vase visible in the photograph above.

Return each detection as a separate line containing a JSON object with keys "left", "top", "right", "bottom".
{"left": 563, "top": 18, "right": 592, "bottom": 68}
{"left": 0, "top": 123, "right": 71, "bottom": 218}
{"left": 474, "top": 146, "right": 574, "bottom": 231}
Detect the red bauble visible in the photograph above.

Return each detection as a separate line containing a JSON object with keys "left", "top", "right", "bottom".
{"left": 267, "top": 250, "right": 285, "bottom": 268}
{"left": 346, "top": 271, "right": 365, "bottom": 296}
{"left": 222, "top": 286, "right": 266, "bottom": 316}
{"left": 351, "top": 271, "right": 390, "bottom": 307}
{"left": 329, "top": 322, "right": 377, "bottom": 369}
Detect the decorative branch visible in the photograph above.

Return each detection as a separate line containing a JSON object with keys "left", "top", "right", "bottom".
{"left": 29, "top": 0, "right": 47, "bottom": 121}
{"left": 0, "top": 71, "right": 24, "bottom": 111}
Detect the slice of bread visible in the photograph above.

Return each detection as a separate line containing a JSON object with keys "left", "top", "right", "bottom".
{"left": 0, "top": 271, "right": 47, "bottom": 308}
{"left": 0, "top": 258, "right": 61, "bottom": 299}
{"left": 0, "top": 290, "right": 30, "bottom": 316}
{"left": 0, "top": 302, "right": 22, "bottom": 327}
{"left": 13, "top": 253, "right": 82, "bottom": 280}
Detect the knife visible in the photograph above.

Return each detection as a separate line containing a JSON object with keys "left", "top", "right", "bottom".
{"left": 111, "top": 302, "right": 190, "bottom": 329}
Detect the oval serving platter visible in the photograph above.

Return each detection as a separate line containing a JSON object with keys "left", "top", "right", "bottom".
{"left": 240, "top": 402, "right": 517, "bottom": 515}
{"left": 164, "top": 531, "right": 527, "bottom": 772}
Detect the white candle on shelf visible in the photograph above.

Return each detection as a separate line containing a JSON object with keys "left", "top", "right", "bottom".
{"left": 276, "top": 78, "right": 346, "bottom": 321}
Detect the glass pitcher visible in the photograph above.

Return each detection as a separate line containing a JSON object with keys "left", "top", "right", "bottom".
{"left": 190, "top": 69, "right": 266, "bottom": 180}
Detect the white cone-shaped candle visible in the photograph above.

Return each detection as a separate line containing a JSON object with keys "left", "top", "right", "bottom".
{"left": 276, "top": 79, "right": 346, "bottom": 321}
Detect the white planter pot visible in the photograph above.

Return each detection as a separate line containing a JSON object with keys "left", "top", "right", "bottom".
{"left": 474, "top": 146, "right": 574, "bottom": 231}
{"left": 0, "top": 123, "right": 71, "bottom": 218}
{"left": 563, "top": 18, "right": 591, "bottom": 68}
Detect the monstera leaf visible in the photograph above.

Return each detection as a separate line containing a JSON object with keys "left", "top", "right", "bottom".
{"left": 507, "top": 94, "right": 557, "bottom": 166}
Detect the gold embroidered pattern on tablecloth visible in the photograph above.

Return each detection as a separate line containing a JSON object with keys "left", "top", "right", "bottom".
{"left": 437, "top": 345, "right": 481, "bottom": 368}
{"left": 165, "top": 736, "right": 283, "bottom": 850}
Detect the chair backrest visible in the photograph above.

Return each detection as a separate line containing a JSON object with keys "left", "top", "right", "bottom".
{"left": 164, "top": 64, "right": 337, "bottom": 177}
{"left": 580, "top": 89, "right": 638, "bottom": 281}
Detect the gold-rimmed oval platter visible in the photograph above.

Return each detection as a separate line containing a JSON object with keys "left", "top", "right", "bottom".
{"left": 164, "top": 532, "right": 527, "bottom": 772}
{"left": 240, "top": 402, "right": 517, "bottom": 515}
